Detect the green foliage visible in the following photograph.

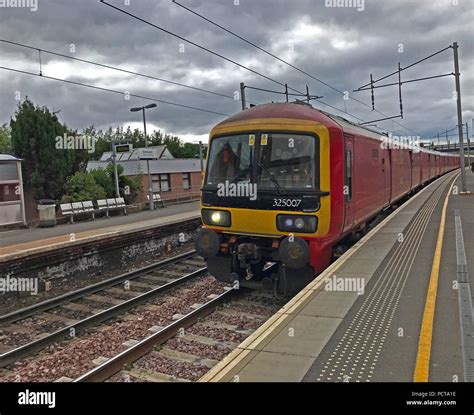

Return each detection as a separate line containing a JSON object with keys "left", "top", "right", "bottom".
{"left": 121, "top": 173, "right": 143, "bottom": 205}
{"left": 106, "top": 164, "right": 142, "bottom": 204}
{"left": 88, "top": 164, "right": 142, "bottom": 204}
{"left": 89, "top": 167, "right": 114, "bottom": 197}
{"left": 0, "top": 124, "right": 12, "bottom": 154}
{"left": 10, "top": 98, "right": 88, "bottom": 200}
{"left": 62, "top": 171, "right": 107, "bottom": 203}
{"left": 7, "top": 98, "right": 198, "bottom": 204}
{"left": 85, "top": 124, "right": 206, "bottom": 160}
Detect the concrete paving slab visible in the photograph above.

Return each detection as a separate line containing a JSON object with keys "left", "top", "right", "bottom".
{"left": 236, "top": 351, "right": 315, "bottom": 382}
{"left": 260, "top": 315, "right": 342, "bottom": 358}
{"left": 299, "top": 290, "right": 360, "bottom": 319}
{"left": 335, "top": 258, "right": 386, "bottom": 276}
{"left": 0, "top": 201, "right": 200, "bottom": 250}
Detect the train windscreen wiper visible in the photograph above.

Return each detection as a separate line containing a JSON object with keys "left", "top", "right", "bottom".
{"left": 258, "top": 163, "right": 286, "bottom": 195}
{"left": 232, "top": 166, "right": 251, "bottom": 183}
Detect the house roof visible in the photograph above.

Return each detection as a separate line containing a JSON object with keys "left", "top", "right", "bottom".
{"left": 87, "top": 158, "right": 202, "bottom": 175}
{"left": 0, "top": 154, "right": 21, "bottom": 162}
{"left": 99, "top": 145, "right": 174, "bottom": 161}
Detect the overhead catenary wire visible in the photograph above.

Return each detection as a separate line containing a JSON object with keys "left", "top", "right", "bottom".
{"left": 0, "top": 66, "right": 230, "bottom": 117}
{"left": 243, "top": 84, "right": 321, "bottom": 98}
{"left": 0, "top": 38, "right": 363, "bottom": 125}
{"left": 100, "top": 0, "right": 298, "bottom": 92}
{"left": 0, "top": 3, "right": 421, "bottom": 135}
{"left": 428, "top": 126, "right": 458, "bottom": 139}
{"left": 171, "top": 0, "right": 342, "bottom": 93}
{"left": 357, "top": 45, "right": 453, "bottom": 89}
{"left": 0, "top": 39, "right": 241, "bottom": 102}
{"left": 99, "top": 1, "right": 377, "bottom": 128}
{"left": 170, "top": 0, "right": 422, "bottom": 136}
{"left": 354, "top": 44, "right": 459, "bottom": 134}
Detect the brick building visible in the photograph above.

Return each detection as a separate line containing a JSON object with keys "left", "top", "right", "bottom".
{"left": 88, "top": 146, "right": 202, "bottom": 204}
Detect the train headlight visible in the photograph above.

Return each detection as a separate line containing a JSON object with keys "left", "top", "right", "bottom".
{"left": 294, "top": 218, "right": 305, "bottom": 229}
{"left": 276, "top": 214, "right": 317, "bottom": 233}
{"left": 211, "top": 211, "right": 223, "bottom": 223}
{"left": 202, "top": 209, "right": 231, "bottom": 227}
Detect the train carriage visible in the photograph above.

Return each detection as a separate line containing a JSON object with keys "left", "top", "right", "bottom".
{"left": 194, "top": 102, "right": 460, "bottom": 297}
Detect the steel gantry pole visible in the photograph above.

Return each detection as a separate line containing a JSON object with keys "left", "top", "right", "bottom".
{"left": 466, "top": 121, "right": 471, "bottom": 168}
{"left": 453, "top": 42, "right": 469, "bottom": 193}
{"left": 240, "top": 82, "right": 246, "bottom": 111}
{"left": 142, "top": 107, "right": 154, "bottom": 211}
{"left": 131, "top": 103, "right": 158, "bottom": 210}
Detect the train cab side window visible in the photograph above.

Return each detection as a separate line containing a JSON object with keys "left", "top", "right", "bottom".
{"left": 345, "top": 150, "right": 352, "bottom": 201}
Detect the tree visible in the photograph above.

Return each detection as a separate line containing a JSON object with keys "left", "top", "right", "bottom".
{"left": 10, "top": 98, "right": 86, "bottom": 200}
{"left": 120, "top": 170, "right": 142, "bottom": 205}
{"left": 89, "top": 164, "right": 142, "bottom": 204}
{"left": 62, "top": 171, "right": 107, "bottom": 202}
{"left": 75, "top": 122, "right": 203, "bottom": 161}
{"left": 89, "top": 167, "right": 114, "bottom": 197}
{"left": 0, "top": 124, "right": 12, "bottom": 154}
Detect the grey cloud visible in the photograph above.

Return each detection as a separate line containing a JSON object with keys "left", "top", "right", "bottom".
{"left": 0, "top": 0, "right": 472, "bottom": 141}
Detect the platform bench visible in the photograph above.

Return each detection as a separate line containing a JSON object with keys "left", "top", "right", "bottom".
{"left": 60, "top": 201, "right": 95, "bottom": 224}
{"left": 146, "top": 193, "right": 165, "bottom": 208}
{"left": 96, "top": 197, "right": 128, "bottom": 217}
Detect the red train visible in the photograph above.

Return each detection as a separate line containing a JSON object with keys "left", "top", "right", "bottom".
{"left": 194, "top": 102, "right": 460, "bottom": 296}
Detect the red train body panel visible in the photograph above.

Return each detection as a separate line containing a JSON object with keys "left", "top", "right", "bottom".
{"left": 196, "top": 103, "right": 460, "bottom": 294}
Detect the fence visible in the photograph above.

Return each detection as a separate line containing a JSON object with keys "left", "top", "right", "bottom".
{"left": 146, "top": 184, "right": 201, "bottom": 206}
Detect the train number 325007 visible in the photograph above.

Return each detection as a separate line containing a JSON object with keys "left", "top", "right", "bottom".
{"left": 272, "top": 198, "right": 302, "bottom": 208}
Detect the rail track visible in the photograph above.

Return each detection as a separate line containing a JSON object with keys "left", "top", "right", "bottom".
{"left": 0, "top": 179, "right": 439, "bottom": 382}
{"left": 74, "top": 287, "right": 236, "bottom": 382}
{"left": 1, "top": 274, "right": 279, "bottom": 382}
{"left": 0, "top": 251, "right": 207, "bottom": 368}
{"left": 73, "top": 287, "right": 280, "bottom": 382}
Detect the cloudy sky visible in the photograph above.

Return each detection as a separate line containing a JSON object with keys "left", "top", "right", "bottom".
{"left": 0, "top": 0, "right": 473, "bottom": 143}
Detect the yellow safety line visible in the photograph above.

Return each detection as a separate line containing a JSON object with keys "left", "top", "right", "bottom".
{"left": 413, "top": 173, "right": 459, "bottom": 382}
{"left": 201, "top": 172, "right": 458, "bottom": 382}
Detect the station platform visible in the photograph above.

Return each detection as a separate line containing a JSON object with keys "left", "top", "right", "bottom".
{"left": 202, "top": 169, "right": 474, "bottom": 382}
{"left": 0, "top": 201, "right": 199, "bottom": 261}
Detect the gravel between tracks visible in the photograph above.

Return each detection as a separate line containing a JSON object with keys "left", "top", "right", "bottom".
{"left": 0, "top": 276, "right": 224, "bottom": 382}
{"left": 0, "top": 243, "right": 195, "bottom": 315}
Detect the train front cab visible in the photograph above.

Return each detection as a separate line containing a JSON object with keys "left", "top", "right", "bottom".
{"left": 194, "top": 117, "right": 334, "bottom": 295}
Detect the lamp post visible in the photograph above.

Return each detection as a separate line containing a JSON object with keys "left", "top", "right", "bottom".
{"left": 130, "top": 103, "right": 157, "bottom": 210}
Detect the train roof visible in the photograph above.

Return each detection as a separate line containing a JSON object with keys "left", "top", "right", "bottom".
{"left": 216, "top": 101, "right": 340, "bottom": 129}
{"left": 217, "top": 102, "right": 458, "bottom": 158}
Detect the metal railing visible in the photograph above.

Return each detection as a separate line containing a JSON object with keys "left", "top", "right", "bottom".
{"left": 142, "top": 184, "right": 201, "bottom": 207}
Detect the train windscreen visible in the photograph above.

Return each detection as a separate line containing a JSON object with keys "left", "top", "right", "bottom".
{"left": 258, "top": 133, "right": 317, "bottom": 190}
{"left": 205, "top": 134, "right": 254, "bottom": 185}
{"left": 205, "top": 133, "right": 318, "bottom": 191}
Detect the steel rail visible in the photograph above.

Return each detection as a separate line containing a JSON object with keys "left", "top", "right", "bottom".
{"left": 74, "top": 287, "right": 237, "bottom": 382}
{"left": 0, "top": 265, "right": 207, "bottom": 368}
{"left": 0, "top": 250, "right": 198, "bottom": 325}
